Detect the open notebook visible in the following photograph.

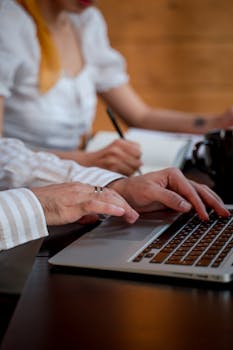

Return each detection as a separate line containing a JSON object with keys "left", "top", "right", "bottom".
{"left": 86, "top": 128, "right": 196, "bottom": 172}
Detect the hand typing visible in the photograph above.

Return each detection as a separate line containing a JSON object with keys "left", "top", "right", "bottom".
{"left": 32, "top": 182, "right": 139, "bottom": 226}
{"left": 108, "top": 167, "right": 230, "bottom": 220}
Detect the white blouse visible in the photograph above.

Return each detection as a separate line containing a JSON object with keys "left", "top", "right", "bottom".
{"left": 0, "top": 0, "right": 128, "bottom": 150}
{"left": 0, "top": 137, "right": 123, "bottom": 251}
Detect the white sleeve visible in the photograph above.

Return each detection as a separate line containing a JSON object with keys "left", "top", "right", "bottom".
{"left": 0, "top": 30, "right": 21, "bottom": 97}
{"left": 82, "top": 8, "right": 129, "bottom": 92}
{"left": 0, "top": 0, "right": 37, "bottom": 97}
{"left": 0, "top": 138, "right": 124, "bottom": 189}
{"left": 0, "top": 188, "right": 48, "bottom": 251}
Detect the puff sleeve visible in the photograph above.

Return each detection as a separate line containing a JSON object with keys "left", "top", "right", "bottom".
{"left": 80, "top": 8, "right": 129, "bottom": 92}
{"left": 0, "top": 2, "right": 22, "bottom": 96}
{"left": 0, "top": 0, "right": 37, "bottom": 97}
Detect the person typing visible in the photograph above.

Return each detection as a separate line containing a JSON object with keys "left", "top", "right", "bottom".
{"left": 0, "top": 138, "right": 229, "bottom": 251}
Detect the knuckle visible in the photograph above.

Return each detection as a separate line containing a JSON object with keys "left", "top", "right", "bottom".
{"left": 113, "top": 139, "right": 123, "bottom": 147}
{"left": 200, "top": 184, "right": 209, "bottom": 191}
{"left": 169, "top": 167, "right": 182, "bottom": 177}
{"left": 109, "top": 146, "right": 119, "bottom": 156}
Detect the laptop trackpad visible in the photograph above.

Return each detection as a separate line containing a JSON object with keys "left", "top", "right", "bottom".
{"left": 88, "top": 212, "right": 177, "bottom": 242}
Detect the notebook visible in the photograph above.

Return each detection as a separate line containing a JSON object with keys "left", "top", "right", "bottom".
{"left": 49, "top": 206, "right": 233, "bottom": 283}
{"left": 86, "top": 129, "right": 195, "bottom": 172}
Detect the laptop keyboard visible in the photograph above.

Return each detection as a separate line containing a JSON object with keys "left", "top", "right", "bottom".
{"left": 133, "top": 210, "right": 233, "bottom": 268}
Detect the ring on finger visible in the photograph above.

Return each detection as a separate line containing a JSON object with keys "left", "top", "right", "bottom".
{"left": 94, "top": 186, "right": 104, "bottom": 194}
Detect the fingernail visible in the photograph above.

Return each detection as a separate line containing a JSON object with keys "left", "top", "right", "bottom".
{"left": 180, "top": 200, "right": 192, "bottom": 211}
{"left": 223, "top": 209, "right": 231, "bottom": 217}
{"left": 200, "top": 213, "right": 209, "bottom": 221}
{"left": 128, "top": 211, "right": 139, "bottom": 223}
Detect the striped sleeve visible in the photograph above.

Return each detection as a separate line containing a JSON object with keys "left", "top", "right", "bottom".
{"left": 0, "top": 138, "right": 124, "bottom": 189}
{"left": 0, "top": 188, "right": 48, "bottom": 251}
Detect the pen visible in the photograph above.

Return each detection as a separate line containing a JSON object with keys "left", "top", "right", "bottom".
{"left": 106, "top": 107, "right": 124, "bottom": 138}
{"left": 106, "top": 107, "right": 143, "bottom": 175}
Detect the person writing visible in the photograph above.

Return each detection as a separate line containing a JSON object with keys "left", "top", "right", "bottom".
{"left": 0, "top": 137, "right": 229, "bottom": 251}
{"left": 0, "top": 0, "right": 233, "bottom": 176}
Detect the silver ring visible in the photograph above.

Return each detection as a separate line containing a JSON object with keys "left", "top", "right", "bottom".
{"left": 94, "top": 186, "right": 104, "bottom": 194}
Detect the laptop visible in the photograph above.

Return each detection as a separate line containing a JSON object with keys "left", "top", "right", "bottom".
{"left": 49, "top": 206, "right": 233, "bottom": 283}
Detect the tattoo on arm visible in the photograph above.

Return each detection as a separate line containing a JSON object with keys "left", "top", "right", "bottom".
{"left": 193, "top": 116, "right": 206, "bottom": 129}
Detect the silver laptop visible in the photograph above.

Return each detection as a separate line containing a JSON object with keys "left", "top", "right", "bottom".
{"left": 49, "top": 206, "right": 233, "bottom": 283}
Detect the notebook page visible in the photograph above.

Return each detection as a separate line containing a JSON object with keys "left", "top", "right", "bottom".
{"left": 86, "top": 129, "right": 198, "bottom": 173}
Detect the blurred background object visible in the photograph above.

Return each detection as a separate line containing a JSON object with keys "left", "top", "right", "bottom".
{"left": 94, "top": 0, "right": 233, "bottom": 133}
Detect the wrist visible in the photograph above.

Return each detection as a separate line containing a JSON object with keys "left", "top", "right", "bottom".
{"left": 107, "top": 177, "right": 127, "bottom": 196}
{"left": 72, "top": 150, "right": 94, "bottom": 166}
{"left": 193, "top": 115, "right": 220, "bottom": 133}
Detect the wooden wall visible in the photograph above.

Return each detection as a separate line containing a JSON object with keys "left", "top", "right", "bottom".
{"left": 93, "top": 0, "right": 233, "bottom": 132}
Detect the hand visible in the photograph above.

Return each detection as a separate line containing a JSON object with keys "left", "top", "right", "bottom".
{"left": 211, "top": 106, "right": 233, "bottom": 130}
{"left": 76, "top": 139, "right": 142, "bottom": 176}
{"left": 31, "top": 182, "right": 139, "bottom": 226}
{"left": 108, "top": 167, "right": 230, "bottom": 220}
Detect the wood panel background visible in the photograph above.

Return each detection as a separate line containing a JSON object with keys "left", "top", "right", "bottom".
{"left": 93, "top": 0, "right": 233, "bottom": 132}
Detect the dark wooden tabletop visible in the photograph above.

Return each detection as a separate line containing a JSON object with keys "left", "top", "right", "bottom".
{"left": 1, "top": 252, "right": 233, "bottom": 350}
{"left": 1, "top": 166, "right": 233, "bottom": 350}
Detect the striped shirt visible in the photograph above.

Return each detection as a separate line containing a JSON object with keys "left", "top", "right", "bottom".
{"left": 0, "top": 138, "right": 123, "bottom": 251}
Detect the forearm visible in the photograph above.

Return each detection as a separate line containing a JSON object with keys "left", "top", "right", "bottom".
{"left": 0, "top": 138, "right": 123, "bottom": 189}
{"left": 52, "top": 148, "right": 97, "bottom": 167}
{"left": 133, "top": 107, "right": 216, "bottom": 134}
{"left": 51, "top": 148, "right": 83, "bottom": 162}
{"left": 36, "top": 149, "right": 124, "bottom": 187}
{"left": 102, "top": 84, "right": 217, "bottom": 134}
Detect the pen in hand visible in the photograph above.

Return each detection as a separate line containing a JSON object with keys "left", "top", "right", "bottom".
{"left": 106, "top": 107, "right": 143, "bottom": 175}
{"left": 106, "top": 107, "right": 124, "bottom": 138}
